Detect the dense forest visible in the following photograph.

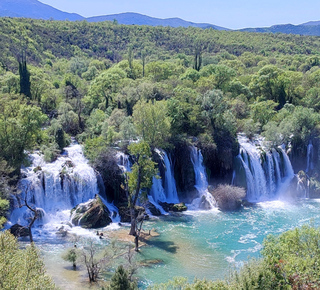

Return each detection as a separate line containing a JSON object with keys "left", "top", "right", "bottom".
{"left": 1, "top": 17, "right": 320, "bottom": 288}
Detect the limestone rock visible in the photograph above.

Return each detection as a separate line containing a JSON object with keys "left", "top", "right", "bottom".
{"left": 10, "top": 224, "right": 29, "bottom": 237}
{"left": 159, "top": 202, "right": 187, "bottom": 212}
{"left": 71, "top": 195, "right": 112, "bottom": 228}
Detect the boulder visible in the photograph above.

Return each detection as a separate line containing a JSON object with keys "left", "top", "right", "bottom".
{"left": 71, "top": 195, "right": 112, "bottom": 228}
{"left": 10, "top": 224, "right": 29, "bottom": 237}
{"left": 159, "top": 202, "right": 187, "bottom": 212}
{"left": 210, "top": 185, "right": 246, "bottom": 211}
{"left": 145, "top": 201, "right": 162, "bottom": 216}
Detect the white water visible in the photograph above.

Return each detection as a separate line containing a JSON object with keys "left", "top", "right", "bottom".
{"left": 9, "top": 143, "right": 119, "bottom": 235}
{"left": 306, "top": 142, "right": 314, "bottom": 173}
{"left": 189, "top": 146, "right": 216, "bottom": 210}
{"left": 116, "top": 151, "right": 131, "bottom": 173}
{"left": 237, "top": 135, "right": 295, "bottom": 202}
{"left": 150, "top": 149, "right": 179, "bottom": 205}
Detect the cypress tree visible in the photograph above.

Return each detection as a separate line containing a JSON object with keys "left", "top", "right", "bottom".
{"left": 19, "top": 59, "right": 31, "bottom": 98}
{"left": 109, "top": 265, "right": 133, "bottom": 290}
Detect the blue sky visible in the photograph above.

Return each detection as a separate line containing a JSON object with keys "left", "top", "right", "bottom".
{"left": 39, "top": 0, "right": 320, "bottom": 29}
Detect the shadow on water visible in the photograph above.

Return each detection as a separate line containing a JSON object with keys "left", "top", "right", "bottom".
{"left": 142, "top": 237, "right": 179, "bottom": 254}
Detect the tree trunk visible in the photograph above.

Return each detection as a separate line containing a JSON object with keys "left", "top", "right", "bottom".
{"left": 134, "top": 235, "right": 139, "bottom": 252}
{"left": 129, "top": 206, "right": 136, "bottom": 236}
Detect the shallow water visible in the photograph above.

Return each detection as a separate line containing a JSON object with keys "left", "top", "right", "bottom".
{"left": 18, "top": 199, "right": 320, "bottom": 289}
{"left": 136, "top": 199, "right": 320, "bottom": 288}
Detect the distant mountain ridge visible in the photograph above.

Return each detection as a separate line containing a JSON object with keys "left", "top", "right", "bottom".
{"left": 86, "top": 12, "right": 228, "bottom": 30}
{"left": 0, "top": 0, "right": 228, "bottom": 30}
{"left": 241, "top": 23, "right": 320, "bottom": 36}
{"left": 0, "top": 0, "right": 84, "bottom": 21}
{"left": 2, "top": 0, "right": 320, "bottom": 36}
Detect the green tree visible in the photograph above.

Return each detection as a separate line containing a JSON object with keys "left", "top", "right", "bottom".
{"left": 0, "top": 231, "right": 56, "bottom": 289}
{"left": 133, "top": 100, "right": 171, "bottom": 149}
{"left": 262, "top": 225, "right": 320, "bottom": 288}
{"left": 0, "top": 97, "right": 47, "bottom": 171}
{"left": 126, "top": 141, "right": 157, "bottom": 250}
{"left": 109, "top": 265, "right": 136, "bottom": 290}
{"left": 62, "top": 246, "right": 79, "bottom": 270}
{"left": 19, "top": 58, "right": 31, "bottom": 98}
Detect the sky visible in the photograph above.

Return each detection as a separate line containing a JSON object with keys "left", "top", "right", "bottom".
{"left": 39, "top": 0, "right": 320, "bottom": 29}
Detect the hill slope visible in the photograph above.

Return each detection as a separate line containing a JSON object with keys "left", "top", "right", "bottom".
{"left": 0, "top": 0, "right": 84, "bottom": 21}
{"left": 87, "top": 12, "right": 228, "bottom": 30}
{"left": 241, "top": 23, "right": 320, "bottom": 36}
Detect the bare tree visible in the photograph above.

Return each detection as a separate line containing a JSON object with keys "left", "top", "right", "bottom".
{"left": 17, "top": 185, "right": 39, "bottom": 243}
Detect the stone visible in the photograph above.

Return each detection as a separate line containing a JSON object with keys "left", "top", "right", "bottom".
{"left": 159, "top": 202, "right": 187, "bottom": 212}
{"left": 10, "top": 224, "right": 29, "bottom": 237}
{"left": 145, "top": 201, "right": 162, "bottom": 216}
{"left": 71, "top": 195, "right": 112, "bottom": 228}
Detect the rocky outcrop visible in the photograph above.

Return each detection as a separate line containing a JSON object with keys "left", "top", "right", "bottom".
{"left": 145, "top": 201, "right": 162, "bottom": 216}
{"left": 159, "top": 202, "right": 187, "bottom": 212}
{"left": 209, "top": 185, "right": 245, "bottom": 211}
{"left": 71, "top": 195, "right": 112, "bottom": 228}
{"left": 171, "top": 141, "right": 197, "bottom": 202}
{"left": 10, "top": 224, "right": 29, "bottom": 237}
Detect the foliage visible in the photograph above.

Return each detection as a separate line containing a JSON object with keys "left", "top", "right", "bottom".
{"left": 0, "top": 231, "right": 56, "bottom": 289}
{"left": 0, "top": 96, "right": 47, "bottom": 171}
{"left": 62, "top": 247, "right": 79, "bottom": 269}
{"left": 109, "top": 265, "right": 136, "bottom": 290}
{"left": 133, "top": 100, "right": 171, "bottom": 149}
{"left": 261, "top": 224, "right": 320, "bottom": 288}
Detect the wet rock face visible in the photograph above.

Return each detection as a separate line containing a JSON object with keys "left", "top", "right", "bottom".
{"left": 10, "top": 224, "right": 29, "bottom": 237}
{"left": 171, "top": 142, "right": 196, "bottom": 200}
{"left": 145, "top": 201, "right": 162, "bottom": 216}
{"left": 159, "top": 202, "right": 187, "bottom": 212}
{"left": 71, "top": 195, "right": 112, "bottom": 228}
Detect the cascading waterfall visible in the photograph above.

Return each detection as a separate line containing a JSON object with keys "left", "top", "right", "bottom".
{"left": 306, "top": 142, "right": 314, "bottom": 173}
{"left": 116, "top": 151, "right": 131, "bottom": 173}
{"left": 236, "top": 135, "right": 295, "bottom": 202}
{"left": 149, "top": 149, "right": 179, "bottom": 211}
{"left": 189, "top": 146, "right": 216, "bottom": 210}
{"left": 10, "top": 142, "right": 119, "bottom": 230}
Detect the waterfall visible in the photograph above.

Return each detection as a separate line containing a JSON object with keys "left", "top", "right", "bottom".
{"left": 151, "top": 149, "right": 179, "bottom": 204}
{"left": 116, "top": 151, "right": 131, "bottom": 172}
{"left": 236, "top": 135, "right": 295, "bottom": 202}
{"left": 147, "top": 149, "right": 179, "bottom": 214}
{"left": 306, "top": 142, "right": 314, "bottom": 173}
{"left": 189, "top": 146, "right": 216, "bottom": 210}
{"left": 10, "top": 143, "right": 119, "bottom": 229}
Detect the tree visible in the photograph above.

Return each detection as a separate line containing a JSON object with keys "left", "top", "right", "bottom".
{"left": 0, "top": 231, "right": 56, "bottom": 289}
{"left": 0, "top": 97, "right": 47, "bottom": 172}
{"left": 109, "top": 265, "right": 136, "bottom": 290}
{"left": 62, "top": 246, "right": 79, "bottom": 270}
{"left": 262, "top": 225, "right": 320, "bottom": 288}
{"left": 0, "top": 159, "right": 10, "bottom": 229}
{"left": 18, "top": 56, "right": 31, "bottom": 99}
{"left": 132, "top": 100, "right": 171, "bottom": 149}
{"left": 126, "top": 141, "right": 157, "bottom": 251}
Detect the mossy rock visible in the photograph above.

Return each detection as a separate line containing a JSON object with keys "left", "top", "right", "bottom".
{"left": 159, "top": 202, "right": 188, "bottom": 212}
{"left": 172, "top": 202, "right": 188, "bottom": 212}
{"left": 33, "top": 166, "right": 42, "bottom": 173}
{"left": 71, "top": 195, "right": 112, "bottom": 228}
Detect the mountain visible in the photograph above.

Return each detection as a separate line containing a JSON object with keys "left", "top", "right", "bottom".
{"left": 0, "top": 0, "right": 228, "bottom": 30}
{"left": 302, "top": 21, "right": 320, "bottom": 26}
{"left": 0, "top": 0, "right": 84, "bottom": 21}
{"left": 240, "top": 23, "right": 320, "bottom": 36}
{"left": 87, "top": 12, "right": 228, "bottom": 30}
